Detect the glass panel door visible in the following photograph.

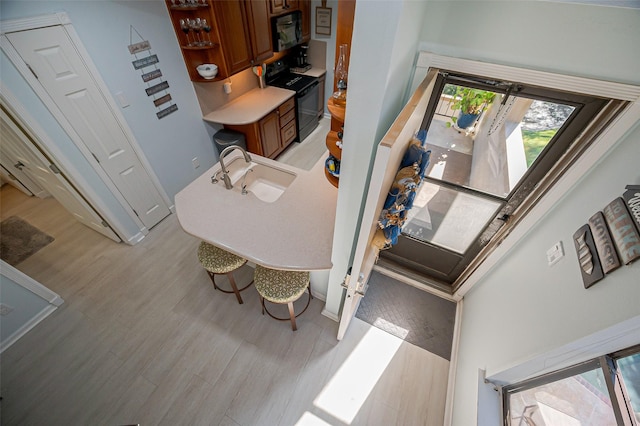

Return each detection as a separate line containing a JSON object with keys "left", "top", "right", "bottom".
{"left": 381, "top": 71, "right": 608, "bottom": 288}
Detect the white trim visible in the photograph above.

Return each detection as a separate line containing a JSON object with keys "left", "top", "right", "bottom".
{"left": 487, "top": 314, "right": 640, "bottom": 385}
{"left": 416, "top": 52, "right": 640, "bottom": 101}
{"left": 411, "top": 53, "right": 640, "bottom": 300}
{"left": 0, "top": 261, "right": 63, "bottom": 352}
{"left": 127, "top": 229, "right": 148, "bottom": 245}
{"left": 1, "top": 261, "right": 64, "bottom": 306}
{"left": 321, "top": 309, "right": 340, "bottom": 322}
{"left": 444, "top": 299, "right": 464, "bottom": 426}
{"left": 0, "top": 89, "right": 131, "bottom": 243}
{"left": 0, "top": 12, "right": 69, "bottom": 35}
{"left": 0, "top": 305, "right": 57, "bottom": 353}
{"left": 372, "top": 264, "right": 457, "bottom": 303}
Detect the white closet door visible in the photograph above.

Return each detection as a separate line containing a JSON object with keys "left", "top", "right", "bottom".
{"left": 1, "top": 109, "right": 120, "bottom": 242}
{"left": 5, "top": 25, "right": 170, "bottom": 229}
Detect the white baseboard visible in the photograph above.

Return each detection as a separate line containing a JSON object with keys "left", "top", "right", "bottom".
{"left": 321, "top": 308, "right": 339, "bottom": 322}
{"left": 127, "top": 229, "right": 147, "bottom": 245}
{"left": 0, "top": 305, "right": 58, "bottom": 353}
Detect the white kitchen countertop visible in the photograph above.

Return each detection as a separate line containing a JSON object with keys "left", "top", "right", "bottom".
{"left": 175, "top": 151, "right": 337, "bottom": 271}
{"left": 292, "top": 67, "right": 326, "bottom": 79}
{"left": 202, "top": 86, "right": 295, "bottom": 125}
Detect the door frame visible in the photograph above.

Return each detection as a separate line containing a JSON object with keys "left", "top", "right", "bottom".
{"left": 0, "top": 12, "right": 174, "bottom": 244}
{"left": 411, "top": 53, "right": 640, "bottom": 301}
{"left": 0, "top": 88, "right": 133, "bottom": 243}
{"left": 0, "top": 102, "right": 121, "bottom": 242}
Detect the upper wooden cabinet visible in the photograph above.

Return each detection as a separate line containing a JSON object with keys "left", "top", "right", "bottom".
{"left": 166, "top": 0, "right": 273, "bottom": 81}
{"left": 299, "top": 0, "right": 310, "bottom": 42}
{"left": 166, "top": 0, "right": 311, "bottom": 82}
{"left": 214, "top": 0, "right": 273, "bottom": 76}
{"left": 269, "top": 0, "right": 298, "bottom": 15}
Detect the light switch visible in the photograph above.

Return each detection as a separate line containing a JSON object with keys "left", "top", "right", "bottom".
{"left": 547, "top": 241, "right": 564, "bottom": 266}
{"left": 115, "top": 91, "right": 130, "bottom": 108}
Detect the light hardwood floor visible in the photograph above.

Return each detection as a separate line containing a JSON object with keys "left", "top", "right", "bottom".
{"left": 0, "top": 152, "right": 450, "bottom": 425}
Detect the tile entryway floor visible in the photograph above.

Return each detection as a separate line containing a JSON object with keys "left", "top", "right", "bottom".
{"left": 355, "top": 271, "right": 456, "bottom": 361}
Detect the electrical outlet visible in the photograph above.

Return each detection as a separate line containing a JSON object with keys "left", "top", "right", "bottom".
{"left": 192, "top": 157, "right": 200, "bottom": 169}
{"left": 0, "top": 303, "right": 14, "bottom": 316}
{"left": 547, "top": 241, "right": 564, "bottom": 266}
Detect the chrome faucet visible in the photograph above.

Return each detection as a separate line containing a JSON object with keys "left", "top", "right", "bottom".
{"left": 217, "top": 145, "right": 252, "bottom": 190}
{"left": 240, "top": 168, "right": 254, "bottom": 195}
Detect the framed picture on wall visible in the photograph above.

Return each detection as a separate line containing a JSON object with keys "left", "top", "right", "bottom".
{"left": 316, "top": 7, "right": 332, "bottom": 36}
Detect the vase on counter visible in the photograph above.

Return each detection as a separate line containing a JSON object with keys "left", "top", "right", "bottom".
{"left": 332, "top": 44, "right": 348, "bottom": 106}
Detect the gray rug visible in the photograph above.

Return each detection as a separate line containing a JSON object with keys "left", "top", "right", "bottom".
{"left": 1, "top": 216, "right": 54, "bottom": 266}
{"left": 356, "top": 271, "right": 456, "bottom": 360}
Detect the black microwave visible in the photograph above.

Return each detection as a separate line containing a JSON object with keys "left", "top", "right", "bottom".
{"left": 271, "top": 11, "right": 302, "bottom": 52}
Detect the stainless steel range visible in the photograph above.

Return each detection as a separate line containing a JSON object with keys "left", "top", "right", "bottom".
{"left": 266, "top": 60, "right": 320, "bottom": 143}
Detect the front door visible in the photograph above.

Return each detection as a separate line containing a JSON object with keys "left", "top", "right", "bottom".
{"left": 381, "top": 72, "right": 608, "bottom": 290}
{"left": 4, "top": 25, "right": 170, "bottom": 230}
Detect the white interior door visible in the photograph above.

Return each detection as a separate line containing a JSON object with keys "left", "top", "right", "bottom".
{"left": 5, "top": 25, "right": 170, "bottom": 230}
{"left": 1, "top": 108, "right": 120, "bottom": 242}
{"left": 0, "top": 164, "right": 36, "bottom": 196}
{"left": 0, "top": 152, "right": 46, "bottom": 198}
{"left": 337, "top": 70, "right": 438, "bottom": 339}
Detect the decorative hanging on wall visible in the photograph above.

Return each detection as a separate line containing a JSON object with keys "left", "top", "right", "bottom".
{"left": 372, "top": 130, "right": 431, "bottom": 252}
{"left": 128, "top": 25, "right": 178, "bottom": 119}
{"left": 573, "top": 184, "right": 640, "bottom": 289}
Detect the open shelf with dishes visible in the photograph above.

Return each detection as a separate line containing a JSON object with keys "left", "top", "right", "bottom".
{"left": 324, "top": 98, "right": 346, "bottom": 188}
{"left": 165, "top": 0, "right": 227, "bottom": 82}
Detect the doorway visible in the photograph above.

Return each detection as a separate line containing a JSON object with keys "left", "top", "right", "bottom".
{"left": 1, "top": 104, "right": 120, "bottom": 242}
{"left": 380, "top": 71, "right": 609, "bottom": 292}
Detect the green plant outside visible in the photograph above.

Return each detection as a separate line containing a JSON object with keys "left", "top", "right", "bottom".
{"left": 445, "top": 85, "right": 496, "bottom": 128}
{"left": 522, "top": 129, "right": 557, "bottom": 167}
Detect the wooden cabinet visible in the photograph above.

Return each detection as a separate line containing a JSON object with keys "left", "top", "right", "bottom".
{"left": 259, "top": 111, "right": 281, "bottom": 158}
{"left": 165, "top": 0, "right": 273, "bottom": 82}
{"left": 165, "top": 0, "right": 228, "bottom": 82}
{"left": 213, "top": 0, "right": 273, "bottom": 76}
{"left": 269, "top": 0, "right": 298, "bottom": 15}
{"left": 325, "top": 98, "right": 344, "bottom": 187}
{"left": 324, "top": 0, "right": 356, "bottom": 187}
{"left": 299, "top": 0, "right": 311, "bottom": 42}
{"left": 224, "top": 97, "right": 296, "bottom": 160}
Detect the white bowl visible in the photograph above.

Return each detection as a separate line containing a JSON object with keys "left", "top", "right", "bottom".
{"left": 196, "top": 64, "right": 218, "bottom": 79}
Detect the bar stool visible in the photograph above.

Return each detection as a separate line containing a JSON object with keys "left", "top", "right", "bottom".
{"left": 254, "top": 265, "right": 312, "bottom": 331}
{"left": 197, "top": 241, "right": 253, "bottom": 304}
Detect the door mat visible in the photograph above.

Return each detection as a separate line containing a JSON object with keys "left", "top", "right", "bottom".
{"left": 0, "top": 216, "right": 54, "bottom": 266}
{"left": 355, "top": 270, "right": 456, "bottom": 360}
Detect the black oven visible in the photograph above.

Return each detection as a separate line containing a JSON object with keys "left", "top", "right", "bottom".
{"left": 266, "top": 60, "right": 320, "bottom": 142}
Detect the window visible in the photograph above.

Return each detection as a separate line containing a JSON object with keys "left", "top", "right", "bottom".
{"left": 503, "top": 345, "right": 640, "bottom": 425}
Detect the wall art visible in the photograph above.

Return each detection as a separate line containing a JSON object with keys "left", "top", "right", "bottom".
{"left": 603, "top": 197, "right": 640, "bottom": 265}
{"left": 622, "top": 185, "right": 640, "bottom": 231}
{"left": 128, "top": 25, "right": 177, "bottom": 119}
{"left": 573, "top": 224, "right": 604, "bottom": 289}
{"left": 315, "top": 1, "right": 332, "bottom": 36}
{"left": 588, "top": 211, "right": 620, "bottom": 274}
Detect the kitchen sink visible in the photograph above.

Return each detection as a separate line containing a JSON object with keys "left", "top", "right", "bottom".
{"left": 220, "top": 156, "right": 296, "bottom": 203}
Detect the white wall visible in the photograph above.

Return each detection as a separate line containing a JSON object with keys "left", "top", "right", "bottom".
{"left": 412, "top": 2, "right": 640, "bottom": 425}
{"left": 324, "top": 0, "right": 428, "bottom": 317}
{"left": 0, "top": 1, "right": 217, "bottom": 200}
{"left": 311, "top": 0, "right": 337, "bottom": 115}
